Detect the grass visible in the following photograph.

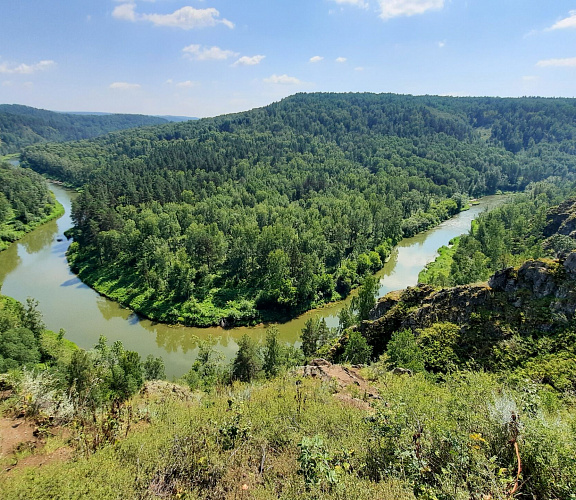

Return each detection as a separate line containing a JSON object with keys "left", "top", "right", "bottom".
{"left": 2, "top": 365, "right": 576, "bottom": 499}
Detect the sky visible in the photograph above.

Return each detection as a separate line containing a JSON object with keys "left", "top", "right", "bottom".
{"left": 1, "top": 0, "right": 576, "bottom": 118}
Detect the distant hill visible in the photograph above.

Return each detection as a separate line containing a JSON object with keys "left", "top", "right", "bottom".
{"left": 62, "top": 111, "right": 197, "bottom": 122}
{"left": 155, "top": 115, "right": 197, "bottom": 123}
{"left": 0, "top": 104, "right": 169, "bottom": 155}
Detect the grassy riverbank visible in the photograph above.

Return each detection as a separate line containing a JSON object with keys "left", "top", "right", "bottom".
{"left": 1, "top": 160, "right": 65, "bottom": 253}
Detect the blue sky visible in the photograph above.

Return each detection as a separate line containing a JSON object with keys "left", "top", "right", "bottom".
{"left": 1, "top": 0, "right": 576, "bottom": 117}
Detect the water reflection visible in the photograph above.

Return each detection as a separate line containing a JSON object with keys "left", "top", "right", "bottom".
{"left": 0, "top": 248, "right": 21, "bottom": 291}
{"left": 96, "top": 295, "right": 131, "bottom": 322}
{"left": 20, "top": 219, "right": 60, "bottom": 254}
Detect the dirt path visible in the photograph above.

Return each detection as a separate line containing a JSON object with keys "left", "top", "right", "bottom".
{"left": 0, "top": 416, "right": 72, "bottom": 473}
{"left": 302, "top": 359, "right": 380, "bottom": 409}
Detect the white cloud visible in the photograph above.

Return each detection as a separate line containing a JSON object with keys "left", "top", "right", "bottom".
{"left": 536, "top": 57, "right": 576, "bottom": 68}
{"left": 438, "top": 40, "right": 446, "bottom": 48}
{"left": 329, "top": 0, "right": 368, "bottom": 8}
{"left": 336, "top": 57, "right": 347, "bottom": 63}
{"left": 175, "top": 80, "right": 198, "bottom": 88}
{"left": 549, "top": 11, "right": 576, "bottom": 30}
{"left": 233, "top": 55, "right": 265, "bottom": 66}
{"left": 523, "top": 75, "right": 538, "bottom": 81}
{"left": 113, "top": 3, "right": 234, "bottom": 29}
{"left": 309, "top": 56, "right": 324, "bottom": 63}
{"left": 183, "top": 44, "right": 239, "bottom": 61}
{"left": 112, "top": 2, "right": 137, "bottom": 21}
{"left": 377, "top": 0, "right": 444, "bottom": 19}
{"left": 355, "top": 66, "right": 364, "bottom": 71}
{"left": 0, "top": 59, "right": 55, "bottom": 75}
{"left": 264, "top": 74, "right": 303, "bottom": 85}
{"left": 109, "top": 81, "right": 141, "bottom": 89}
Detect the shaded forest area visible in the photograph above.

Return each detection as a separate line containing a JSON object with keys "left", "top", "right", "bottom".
{"left": 0, "top": 104, "right": 168, "bottom": 155}
{"left": 20, "top": 93, "right": 576, "bottom": 326}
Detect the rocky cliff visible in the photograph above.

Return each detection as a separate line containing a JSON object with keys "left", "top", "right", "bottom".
{"left": 361, "top": 252, "right": 576, "bottom": 368}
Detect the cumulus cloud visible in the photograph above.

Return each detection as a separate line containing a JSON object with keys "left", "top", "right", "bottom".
{"left": 233, "top": 55, "right": 265, "bottom": 66}
{"left": 183, "top": 45, "right": 239, "bottom": 61}
{"left": 377, "top": 0, "right": 444, "bottom": 19}
{"left": 309, "top": 56, "right": 324, "bottom": 63}
{"left": 109, "top": 81, "right": 141, "bottom": 89}
{"left": 336, "top": 57, "right": 347, "bottom": 63}
{"left": 549, "top": 11, "right": 576, "bottom": 30}
{"left": 536, "top": 57, "right": 576, "bottom": 68}
{"left": 112, "top": 2, "right": 137, "bottom": 21}
{"left": 113, "top": 3, "right": 234, "bottom": 29}
{"left": 263, "top": 74, "right": 303, "bottom": 85}
{"left": 0, "top": 59, "right": 55, "bottom": 75}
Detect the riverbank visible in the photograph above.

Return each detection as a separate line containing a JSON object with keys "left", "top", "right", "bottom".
{"left": 0, "top": 199, "right": 65, "bottom": 253}
{"left": 0, "top": 159, "right": 65, "bottom": 253}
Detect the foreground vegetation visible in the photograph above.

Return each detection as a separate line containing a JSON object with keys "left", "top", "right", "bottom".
{"left": 0, "top": 161, "right": 63, "bottom": 252}
{"left": 22, "top": 93, "right": 576, "bottom": 326}
{"left": 2, "top": 340, "right": 576, "bottom": 499}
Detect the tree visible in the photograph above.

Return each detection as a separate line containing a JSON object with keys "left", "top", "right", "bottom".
{"left": 0, "top": 327, "right": 40, "bottom": 371}
{"left": 232, "top": 334, "right": 260, "bottom": 382}
{"left": 183, "top": 336, "right": 224, "bottom": 390}
{"left": 143, "top": 354, "right": 166, "bottom": 380}
{"left": 22, "top": 297, "right": 44, "bottom": 339}
{"left": 262, "top": 327, "right": 282, "bottom": 378}
{"left": 357, "top": 275, "right": 379, "bottom": 322}
{"left": 338, "top": 299, "right": 358, "bottom": 333}
{"left": 300, "top": 317, "right": 331, "bottom": 358}
{"left": 342, "top": 331, "right": 372, "bottom": 365}
{"left": 385, "top": 329, "right": 425, "bottom": 372}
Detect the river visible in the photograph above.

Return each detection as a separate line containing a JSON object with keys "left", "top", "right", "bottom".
{"left": 0, "top": 178, "right": 504, "bottom": 378}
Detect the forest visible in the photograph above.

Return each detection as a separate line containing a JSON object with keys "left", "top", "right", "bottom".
{"left": 0, "top": 104, "right": 168, "bottom": 155}
{"left": 0, "top": 160, "right": 62, "bottom": 252}
{"left": 20, "top": 93, "right": 576, "bottom": 326}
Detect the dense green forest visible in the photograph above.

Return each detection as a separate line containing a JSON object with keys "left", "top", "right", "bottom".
{"left": 20, "top": 93, "right": 576, "bottom": 326}
{"left": 0, "top": 161, "right": 63, "bottom": 252}
{"left": 0, "top": 104, "right": 169, "bottom": 155}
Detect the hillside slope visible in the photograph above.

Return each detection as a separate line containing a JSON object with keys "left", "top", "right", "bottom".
{"left": 0, "top": 104, "right": 168, "bottom": 155}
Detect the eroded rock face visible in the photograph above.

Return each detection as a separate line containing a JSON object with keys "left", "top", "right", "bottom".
{"left": 544, "top": 198, "right": 576, "bottom": 238}
{"left": 564, "top": 252, "right": 576, "bottom": 278}
{"left": 364, "top": 253, "right": 576, "bottom": 360}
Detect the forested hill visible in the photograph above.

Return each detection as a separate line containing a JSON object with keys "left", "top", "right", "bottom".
{"left": 21, "top": 93, "right": 576, "bottom": 326}
{"left": 0, "top": 104, "right": 169, "bottom": 155}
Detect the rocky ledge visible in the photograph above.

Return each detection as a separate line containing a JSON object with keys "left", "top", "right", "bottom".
{"left": 360, "top": 252, "right": 576, "bottom": 361}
